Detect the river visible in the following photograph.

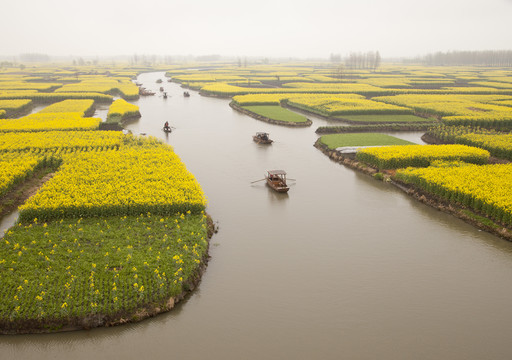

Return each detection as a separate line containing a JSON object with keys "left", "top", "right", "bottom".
{"left": 3, "top": 72, "right": 512, "bottom": 360}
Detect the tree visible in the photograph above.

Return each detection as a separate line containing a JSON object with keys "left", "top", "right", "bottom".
{"left": 332, "top": 64, "right": 344, "bottom": 81}
{"left": 374, "top": 51, "right": 381, "bottom": 71}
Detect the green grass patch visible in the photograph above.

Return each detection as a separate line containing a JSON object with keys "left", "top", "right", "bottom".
{"left": 461, "top": 209, "right": 501, "bottom": 230}
{"left": 319, "top": 133, "right": 414, "bottom": 149}
{"left": 334, "top": 114, "right": 435, "bottom": 123}
{"left": 242, "top": 105, "right": 308, "bottom": 123}
{"left": 316, "top": 123, "right": 438, "bottom": 134}
{"left": 0, "top": 212, "right": 209, "bottom": 333}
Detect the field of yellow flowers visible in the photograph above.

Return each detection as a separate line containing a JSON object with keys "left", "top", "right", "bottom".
{"left": 107, "top": 99, "right": 141, "bottom": 122}
{"left": 0, "top": 133, "right": 208, "bottom": 332}
{"left": 0, "top": 154, "right": 44, "bottom": 197}
{"left": 39, "top": 99, "right": 95, "bottom": 117}
{"left": 395, "top": 163, "right": 512, "bottom": 226}
{"left": 0, "top": 100, "right": 32, "bottom": 117}
{"left": 0, "top": 64, "right": 211, "bottom": 333}
{"left": 0, "top": 113, "right": 101, "bottom": 132}
{"left": 0, "top": 130, "right": 123, "bottom": 153}
{"left": 427, "top": 125, "right": 512, "bottom": 160}
{"left": 18, "top": 147, "right": 206, "bottom": 222}
{"left": 356, "top": 144, "right": 490, "bottom": 169}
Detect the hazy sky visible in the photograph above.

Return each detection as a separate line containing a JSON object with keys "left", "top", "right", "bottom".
{"left": 2, "top": 0, "right": 511, "bottom": 58}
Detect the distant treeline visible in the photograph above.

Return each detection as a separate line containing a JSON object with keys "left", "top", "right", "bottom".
{"left": 419, "top": 50, "right": 512, "bottom": 67}
{"left": 19, "top": 53, "right": 50, "bottom": 62}
{"left": 345, "top": 51, "right": 381, "bottom": 70}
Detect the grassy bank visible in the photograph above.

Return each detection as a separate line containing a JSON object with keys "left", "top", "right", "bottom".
{"left": 319, "top": 133, "right": 414, "bottom": 149}
{"left": 242, "top": 105, "right": 309, "bottom": 123}
{"left": 316, "top": 123, "right": 437, "bottom": 134}
{"left": 0, "top": 212, "right": 210, "bottom": 334}
{"left": 334, "top": 114, "right": 435, "bottom": 123}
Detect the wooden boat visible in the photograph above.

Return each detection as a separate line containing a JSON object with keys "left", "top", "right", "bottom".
{"left": 266, "top": 170, "right": 289, "bottom": 193}
{"left": 183, "top": 91, "right": 190, "bottom": 97}
{"left": 159, "top": 86, "right": 164, "bottom": 92}
{"left": 163, "top": 92, "right": 168, "bottom": 99}
{"left": 253, "top": 132, "right": 273, "bottom": 144}
{"left": 163, "top": 125, "right": 172, "bottom": 133}
{"left": 139, "top": 87, "right": 155, "bottom": 96}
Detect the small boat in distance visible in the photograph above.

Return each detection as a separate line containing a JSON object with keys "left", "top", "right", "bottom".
{"left": 253, "top": 132, "right": 273, "bottom": 144}
{"left": 183, "top": 91, "right": 190, "bottom": 97}
{"left": 266, "top": 170, "right": 289, "bottom": 193}
{"left": 139, "top": 87, "right": 155, "bottom": 96}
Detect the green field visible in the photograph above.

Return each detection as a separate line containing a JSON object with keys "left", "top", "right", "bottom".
{"left": 335, "top": 114, "right": 435, "bottom": 123}
{"left": 319, "top": 133, "right": 414, "bottom": 149}
{"left": 242, "top": 105, "right": 309, "bottom": 123}
{"left": 0, "top": 212, "right": 209, "bottom": 332}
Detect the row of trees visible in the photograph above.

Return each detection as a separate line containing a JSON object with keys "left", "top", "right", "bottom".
{"left": 19, "top": 53, "right": 50, "bottom": 62}
{"left": 346, "top": 51, "right": 381, "bottom": 70}
{"left": 330, "top": 51, "right": 382, "bottom": 70}
{"left": 420, "top": 50, "right": 512, "bottom": 66}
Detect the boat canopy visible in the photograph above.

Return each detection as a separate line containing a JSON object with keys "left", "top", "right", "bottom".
{"left": 267, "top": 170, "right": 287, "bottom": 176}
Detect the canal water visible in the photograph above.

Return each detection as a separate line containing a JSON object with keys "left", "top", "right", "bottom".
{"left": 3, "top": 72, "right": 512, "bottom": 360}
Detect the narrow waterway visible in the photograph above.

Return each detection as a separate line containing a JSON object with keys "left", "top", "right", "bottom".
{"left": 4, "top": 72, "right": 512, "bottom": 360}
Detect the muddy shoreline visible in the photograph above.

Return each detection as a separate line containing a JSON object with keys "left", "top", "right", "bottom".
{"left": 229, "top": 102, "right": 312, "bottom": 127}
{"left": 0, "top": 215, "right": 216, "bottom": 335}
{"left": 314, "top": 139, "right": 512, "bottom": 242}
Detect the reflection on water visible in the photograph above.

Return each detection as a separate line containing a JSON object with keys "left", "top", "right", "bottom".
{"left": 0, "top": 210, "right": 18, "bottom": 239}
{"left": 4, "top": 72, "right": 512, "bottom": 360}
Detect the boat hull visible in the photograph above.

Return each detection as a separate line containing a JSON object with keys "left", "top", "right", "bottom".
{"left": 253, "top": 136, "right": 273, "bottom": 144}
{"left": 266, "top": 178, "right": 289, "bottom": 192}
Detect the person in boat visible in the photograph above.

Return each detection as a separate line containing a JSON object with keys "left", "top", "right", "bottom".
{"left": 164, "top": 121, "right": 170, "bottom": 131}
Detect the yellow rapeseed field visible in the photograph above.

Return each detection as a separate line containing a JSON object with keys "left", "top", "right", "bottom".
{"left": 0, "top": 113, "right": 100, "bottom": 132}
{"left": 0, "top": 131, "right": 123, "bottom": 153}
{"left": 0, "top": 153, "right": 43, "bottom": 196}
{"left": 19, "top": 147, "right": 206, "bottom": 221}
{"left": 396, "top": 164, "right": 512, "bottom": 225}
{"left": 356, "top": 144, "right": 490, "bottom": 169}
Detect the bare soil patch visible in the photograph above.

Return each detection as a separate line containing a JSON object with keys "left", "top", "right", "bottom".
{"left": 0, "top": 169, "right": 55, "bottom": 221}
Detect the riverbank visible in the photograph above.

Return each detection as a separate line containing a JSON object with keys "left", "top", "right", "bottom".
{"left": 314, "top": 139, "right": 512, "bottom": 241}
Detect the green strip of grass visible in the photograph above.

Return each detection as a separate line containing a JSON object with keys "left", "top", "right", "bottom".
{"left": 320, "top": 133, "right": 414, "bottom": 149}
{"left": 242, "top": 105, "right": 308, "bottom": 123}
{"left": 316, "top": 123, "right": 437, "bottom": 134}
{"left": 0, "top": 212, "right": 209, "bottom": 332}
{"left": 335, "top": 114, "right": 435, "bottom": 123}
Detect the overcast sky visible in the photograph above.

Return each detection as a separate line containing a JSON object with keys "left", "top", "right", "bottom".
{"left": 2, "top": 0, "right": 511, "bottom": 59}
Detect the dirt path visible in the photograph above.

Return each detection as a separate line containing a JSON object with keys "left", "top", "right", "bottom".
{"left": 0, "top": 170, "right": 55, "bottom": 221}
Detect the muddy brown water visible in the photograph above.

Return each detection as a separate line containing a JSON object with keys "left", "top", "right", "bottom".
{"left": 3, "top": 72, "right": 512, "bottom": 360}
